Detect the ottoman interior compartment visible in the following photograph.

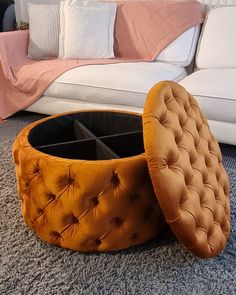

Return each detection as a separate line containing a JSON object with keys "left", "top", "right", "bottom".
{"left": 101, "top": 131, "right": 144, "bottom": 158}
{"left": 28, "top": 111, "right": 144, "bottom": 160}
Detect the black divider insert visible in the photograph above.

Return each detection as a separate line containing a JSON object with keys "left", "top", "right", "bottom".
{"left": 73, "top": 119, "right": 96, "bottom": 140}
{"left": 29, "top": 111, "right": 144, "bottom": 160}
{"left": 73, "top": 119, "right": 120, "bottom": 159}
{"left": 28, "top": 116, "right": 77, "bottom": 146}
{"left": 99, "top": 130, "right": 142, "bottom": 140}
{"left": 29, "top": 112, "right": 142, "bottom": 147}
{"left": 94, "top": 139, "right": 120, "bottom": 160}
{"left": 100, "top": 131, "right": 144, "bottom": 158}
{"left": 37, "top": 139, "right": 119, "bottom": 160}
{"left": 74, "top": 111, "right": 142, "bottom": 136}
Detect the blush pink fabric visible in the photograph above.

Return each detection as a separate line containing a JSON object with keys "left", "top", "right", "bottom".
{"left": 0, "top": 0, "right": 203, "bottom": 119}
{"left": 0, "top": 31, "right": 135, "bottom": 119}
{"left": 115, "top": 0, "right": 204, "bottom": 59}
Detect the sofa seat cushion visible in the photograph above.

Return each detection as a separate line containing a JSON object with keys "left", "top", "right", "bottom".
{"left": 44, "top": 62, "right": 187, "bottom": 108}
{"left": 180, "top": 69, "right": 236, "bottom": 124}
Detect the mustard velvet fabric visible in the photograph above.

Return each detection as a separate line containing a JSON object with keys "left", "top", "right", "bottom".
{"left": 12, "top": 81, "right": 231, "bottom": 258}
{"left": 12, "top": 112, "right": 165, "bottom": 252}
{"left": 143, "top": 81, "right": 230, "bottom": 258}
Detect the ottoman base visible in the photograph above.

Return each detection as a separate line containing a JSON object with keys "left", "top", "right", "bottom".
{"left": 13, "top": 111, "right": 165, "bottom": 252}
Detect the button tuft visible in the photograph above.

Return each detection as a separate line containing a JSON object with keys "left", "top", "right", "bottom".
{"left": 95, "top": 239, "right": 101, "bottom": 246}
{"left": 51, "top": 231, "right": 61, "bottom": 239}
{"left": 111, "top": 217, "right": 123, "bottom": 227}
{"left": 111, "top": 172, "right": 120, "bottom": 186}
{"left": 47, "top": 192, "right": 56, "bottom": 200}
{"left": 90, "top": 197, "right": 99, "bottom": 206}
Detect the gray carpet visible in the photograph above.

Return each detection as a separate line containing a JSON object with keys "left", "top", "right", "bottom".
{"left": 0, "top": 112, "right": 236, "bottom": 295}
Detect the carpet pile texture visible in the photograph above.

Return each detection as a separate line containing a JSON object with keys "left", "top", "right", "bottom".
{"left": 0, "top": 112, "right": 235, "bottom": 295}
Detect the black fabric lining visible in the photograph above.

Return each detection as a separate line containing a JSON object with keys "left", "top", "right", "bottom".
{"left": 28, "top": 111, "right": 144, "bottom": 160}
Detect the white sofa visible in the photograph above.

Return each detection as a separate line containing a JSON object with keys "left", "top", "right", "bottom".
{"left": 180, "top": 4, "right": 236, "bottom": 145}
{"left": 13, "top": 0, "right": 236, "bottom": 145}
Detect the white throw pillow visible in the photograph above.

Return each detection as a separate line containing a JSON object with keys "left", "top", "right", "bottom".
{"left": 156, "top": 25, "right": 200, "bottom": 67}
{"left": 59, "top": 0, "right": 117, "bottom": 59}
{"left": 28, "top": 2, "right": 60, "bottom": 59}
{"left": 196, "top": 6, "right": 236, "bottom": 68}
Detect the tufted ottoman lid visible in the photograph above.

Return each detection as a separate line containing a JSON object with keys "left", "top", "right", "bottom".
{"left": 143, "top": 81, "right": 230, "bottom": 258}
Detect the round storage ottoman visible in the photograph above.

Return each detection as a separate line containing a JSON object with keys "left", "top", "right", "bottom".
{"left": 13, "top": 110, "right": 165, "bottom": 252}
{"left": 13, "top": 81, "right": 231, "bottom": 258}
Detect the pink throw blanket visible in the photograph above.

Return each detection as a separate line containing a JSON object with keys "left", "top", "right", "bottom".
{"left": 0, "top": 0, "right": 203, "bottom": 119}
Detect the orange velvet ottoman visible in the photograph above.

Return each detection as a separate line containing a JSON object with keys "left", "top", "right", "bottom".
{"left": 12, "top": 110, "right": 165, "bottom": 252}
{"left": 13, "top": 81, "right": 231, "bottom": 258}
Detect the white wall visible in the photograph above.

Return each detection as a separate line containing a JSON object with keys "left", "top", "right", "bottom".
{"left": 15, "top": 0, "right": 28, "bottom": 22}
{"left": 14, "top": 0, "right": 60, "bottom": 23}
{"left": 14, "top": 0, "right": 236, "bottom": 23}
{"left": 199, "top": 0, "right": 236, "bottom": 5}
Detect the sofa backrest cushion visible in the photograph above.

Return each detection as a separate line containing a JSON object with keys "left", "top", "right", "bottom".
{"left": 27, "top": 2, "right": 60, "bottom": 59}
{"left": 196, "top": 6, "right": 236, "bottom": 68}
{"left": 156, "top": 25, "right": 200, "bottom": 67}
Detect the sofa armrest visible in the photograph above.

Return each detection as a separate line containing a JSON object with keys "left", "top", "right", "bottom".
{"left": 0, "top": 30, "right": 29, "bottom": 70}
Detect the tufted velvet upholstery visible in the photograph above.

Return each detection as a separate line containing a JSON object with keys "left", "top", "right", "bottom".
{"left": 143, "top": 81, "right": 230, "bottom": 258}
{"left": 12, "top": 111, "right": 165, "bottom": 252}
